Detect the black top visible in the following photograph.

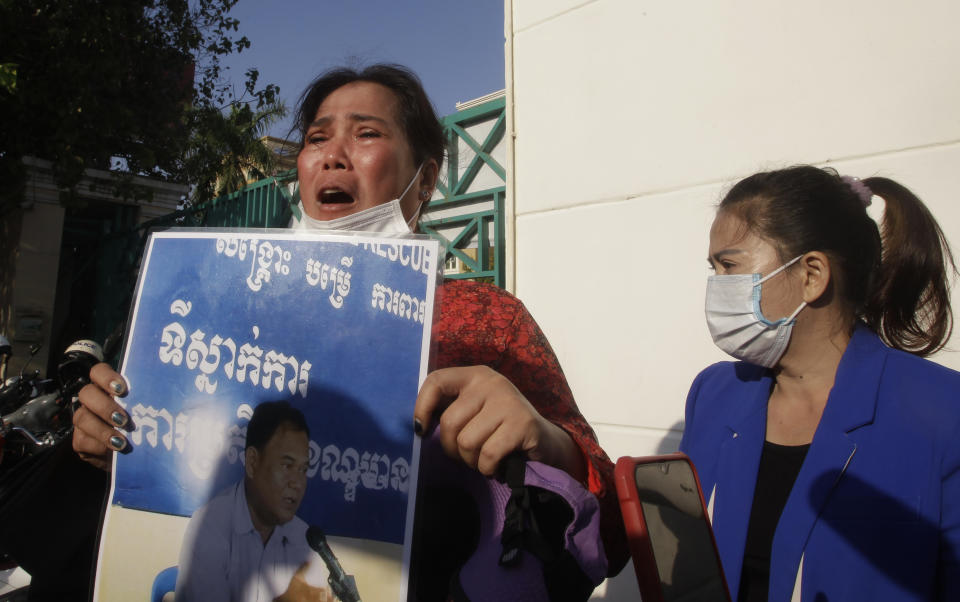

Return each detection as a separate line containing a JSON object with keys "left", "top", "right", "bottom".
{"left": 737, "top": 440, "right": 810, "bottom": 602}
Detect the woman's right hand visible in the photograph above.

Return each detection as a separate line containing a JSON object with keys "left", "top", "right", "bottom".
{"left": 72, "top": 362, "right": 132, "bottom": 471}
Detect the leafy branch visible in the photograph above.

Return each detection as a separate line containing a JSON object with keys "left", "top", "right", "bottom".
{"left": 0, "top": 0, "right": 286, "bottom": 211}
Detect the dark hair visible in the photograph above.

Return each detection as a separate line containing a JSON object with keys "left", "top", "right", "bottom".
{"left": 246, "top": 400, "right": 310, "bottom": 451}
{"left": 293, "top": 63, "right": 446, "bottom": 171}
{"left": 719, "top": 165, "right": 955, "bottom": 356}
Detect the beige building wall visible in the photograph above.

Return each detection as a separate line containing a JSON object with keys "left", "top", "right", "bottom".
{"left": 1, "top": 159, "right": 186, "bottom": 376}
{"left": 0, "top": 203, "right": 66, "bottom": 378}
{"left": 506, "top": 2, "right": 960, "bottom": 595}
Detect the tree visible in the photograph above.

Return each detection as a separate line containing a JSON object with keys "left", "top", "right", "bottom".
{"left": 0, "top": 0, "right": 280, "bottom": 211}
{"left": 186, "top": 91, "right": 288, "bottom": 203}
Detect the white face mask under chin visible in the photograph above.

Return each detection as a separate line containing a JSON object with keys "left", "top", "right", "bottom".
{"left": 291, "top": 164, "right": 424, "bottom": 234}
{"left": 704, "top": 255, "right": 807, "bottom": 368}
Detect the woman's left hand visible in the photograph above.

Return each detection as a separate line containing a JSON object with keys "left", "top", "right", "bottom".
{"left": 413, "top": 366, "right": 586, "bottom": 480}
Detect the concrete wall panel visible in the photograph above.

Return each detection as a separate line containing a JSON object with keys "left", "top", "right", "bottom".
{"left": 512, "top": 0, "right": 960, "bottom": 214}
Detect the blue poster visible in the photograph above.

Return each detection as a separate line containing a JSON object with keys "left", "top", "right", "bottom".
{"left": 110, "top": 229, "right": 439, "bottom": 548}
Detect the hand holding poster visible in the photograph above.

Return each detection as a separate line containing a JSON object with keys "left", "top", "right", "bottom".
{"left": 94, "top": 228, "right": 440, "bottom": 602}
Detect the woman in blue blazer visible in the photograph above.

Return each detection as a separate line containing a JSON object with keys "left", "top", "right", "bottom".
{"left": 680, "top": 166, "right": 959, "bottom": 602}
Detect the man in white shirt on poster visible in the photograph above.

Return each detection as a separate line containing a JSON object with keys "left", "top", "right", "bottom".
{"left": 175, "top": 401, "right": 332, "bottom": 602}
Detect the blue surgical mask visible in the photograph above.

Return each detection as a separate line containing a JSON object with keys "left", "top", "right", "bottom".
{"left": 704, "top": 255, "right": 806, "bottom": 368}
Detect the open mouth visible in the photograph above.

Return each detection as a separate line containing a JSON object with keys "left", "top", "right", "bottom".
{"left": 321, "top": 188, "right": 354, "bottom": 204}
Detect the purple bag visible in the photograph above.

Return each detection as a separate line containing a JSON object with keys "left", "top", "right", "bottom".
{"left": 410, "top": 431, "right": 607, "bottom": 601}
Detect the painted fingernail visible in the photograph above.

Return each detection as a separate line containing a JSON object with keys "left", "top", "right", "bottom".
{"left": 413, "top": 418, "right": 424, "bottom": 437}
{"left": 110, "top": 411, "right": 128, "bottom": 427}
{"left": 109, "top": 380, "right": 126, "bottom": 395}
{"left": 109, "top": 435, "right": 127, "bottom": 451}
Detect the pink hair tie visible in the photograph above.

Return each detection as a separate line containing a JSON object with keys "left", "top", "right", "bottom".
{"left": 841, "top": 175, "right": 873, "bottom": 208}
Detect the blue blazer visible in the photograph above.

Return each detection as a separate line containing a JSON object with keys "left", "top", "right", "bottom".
{"left": 680, "top": 325, "right": 960, "bottom": 601}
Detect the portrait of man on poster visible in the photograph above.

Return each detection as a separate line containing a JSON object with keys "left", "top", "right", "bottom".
{"left": 175, "top": 400, "right": 334, "bottom": 602}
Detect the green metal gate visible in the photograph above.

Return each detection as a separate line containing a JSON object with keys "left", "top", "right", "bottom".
{"left": 421, "top": 96, "right": 506, "bottom": 286}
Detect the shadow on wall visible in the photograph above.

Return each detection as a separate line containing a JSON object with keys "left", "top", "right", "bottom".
{"left": 656, "top": 421, "right": 685, "bottom": 455}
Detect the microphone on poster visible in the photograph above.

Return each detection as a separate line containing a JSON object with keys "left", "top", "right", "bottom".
{"left": 306, "top": 526, "right": 362, "bottom": 602}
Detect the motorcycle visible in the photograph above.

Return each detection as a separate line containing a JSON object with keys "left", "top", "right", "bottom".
{"left": 0, "top": 338, "right": 110, "bottom": 601}
{"left": 0, "top": 339, "right": 104, "bottom": 471}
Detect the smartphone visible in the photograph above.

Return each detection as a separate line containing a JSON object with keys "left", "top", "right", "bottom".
{"left": 614, "top": 453, "right": 731, "bottom": 602}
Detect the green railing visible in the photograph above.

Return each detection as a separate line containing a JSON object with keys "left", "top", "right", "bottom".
{"left": 150, "top": 169, "right": 297, "bottom": 229}
{"left": 438, "top": 98, "right": 506, "bottom": 197}
{"left": 419, "top": 190, "right": 503, "bottom": 284}
{"left": 422, "top": 96, "right": 506, "bottom": 285}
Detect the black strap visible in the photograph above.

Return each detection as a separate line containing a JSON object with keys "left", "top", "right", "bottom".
{"left": 499, "top": 452, "right": 533, "bottom": 566}
{"left": 497, "top": 455, "right": 597, "bottom": 602}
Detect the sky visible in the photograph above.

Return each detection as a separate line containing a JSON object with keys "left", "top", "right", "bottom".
{"left": 220, "top": 0, "right": 507, "bottom": 140}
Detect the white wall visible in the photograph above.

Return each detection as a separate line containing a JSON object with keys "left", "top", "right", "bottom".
{"left": 506, "top": 1, "right": 960, "bottom": 595}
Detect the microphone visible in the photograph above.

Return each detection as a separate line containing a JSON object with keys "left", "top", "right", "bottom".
{"left": 306, "top": 526, "right": 362, "bottom": 602}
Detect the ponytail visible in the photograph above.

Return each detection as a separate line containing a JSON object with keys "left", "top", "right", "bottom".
{"left": 719, "top": 166, "right": 955, "bottom": 357}
{"left": 861, "top": 177, "right": 956, "bottom": 356}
